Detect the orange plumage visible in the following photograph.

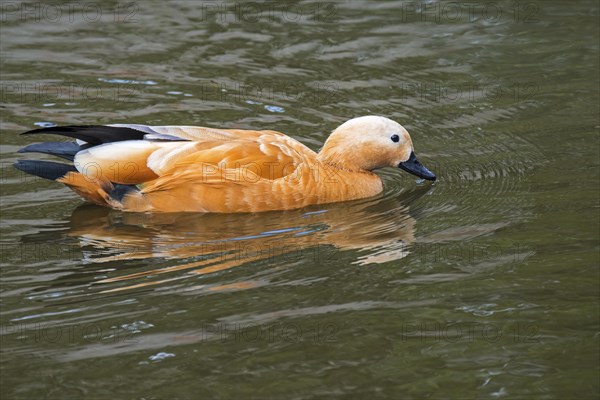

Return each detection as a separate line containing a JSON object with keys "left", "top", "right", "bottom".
{"left": 15, "top": 116, "right": 435, "bottom": 212}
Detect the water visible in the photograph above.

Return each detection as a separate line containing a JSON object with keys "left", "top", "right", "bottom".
{"left": 1, "top": 1, "right": 598, "bottom": 398}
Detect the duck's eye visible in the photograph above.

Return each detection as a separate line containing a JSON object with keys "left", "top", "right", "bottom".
{"left": 391, "top": 134, "right": 400, "bottom": 143}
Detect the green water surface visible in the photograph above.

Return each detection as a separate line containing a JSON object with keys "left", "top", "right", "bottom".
{"left": 0, "top": 1, "right": 599, "bottom": 399}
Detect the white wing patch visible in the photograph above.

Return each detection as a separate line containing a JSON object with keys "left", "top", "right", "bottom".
{"left": 74, "top": 140, "right": 158, "bottom": 175}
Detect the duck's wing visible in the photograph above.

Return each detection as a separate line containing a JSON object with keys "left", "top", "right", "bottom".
{"left": 149, "top": 133, "right": 314, "bottom": 178}
{"left": 125, "top": 135, "right": 317, "bottom": 212}
{"left": 71, "top": 129, "right": 314, "bottom": 185}
{"left": 19, "top": 124, "right": 309, "bottom": 185}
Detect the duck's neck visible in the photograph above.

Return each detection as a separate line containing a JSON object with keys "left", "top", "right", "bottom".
{"left": 316, "top": 138, "right": 364, "bottom": 173}
{"left": 312, "top": 156, "right": 384, "bottom": 201}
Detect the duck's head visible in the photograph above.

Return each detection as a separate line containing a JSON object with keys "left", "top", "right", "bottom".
{"left": 317, "top": 116, "right": 436, "bottom": 180}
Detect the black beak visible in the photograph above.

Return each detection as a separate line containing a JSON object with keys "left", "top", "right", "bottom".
{"left": 398, "top": 151, "right": 436, "bottom": 181}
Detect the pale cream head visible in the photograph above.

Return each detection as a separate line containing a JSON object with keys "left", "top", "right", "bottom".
{"left": 318, "top": 116, "right": 415, "bottom": 171}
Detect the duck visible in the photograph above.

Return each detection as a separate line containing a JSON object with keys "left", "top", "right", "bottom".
{"left": 14, "top": 116, "right": 435, "bottom": 213}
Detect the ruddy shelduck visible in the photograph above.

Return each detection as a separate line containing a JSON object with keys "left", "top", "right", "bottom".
{"left": 14, "top": 116, "right": 435, "bottom": 212}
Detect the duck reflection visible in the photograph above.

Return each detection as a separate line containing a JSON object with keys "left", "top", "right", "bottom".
{"left": 62, "top": 186, "right": 429, "bottom": 293}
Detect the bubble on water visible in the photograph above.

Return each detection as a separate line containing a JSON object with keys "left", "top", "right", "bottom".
{"left": 98, "top": 78, "right": 157, "bottom": 85}
{"left": 34, "top": 122, "right": 56, "bottom": 128}
{"left": 264, "top": 105, "right": 285, "bottom": 113}
{"left": 456, "top": 304, "right": 498, "bottom": 317}
{"left": 121, "top": 320, "right": 154, "bottom": 333}
{"left": 148, "top": 352, "right": 175, "bottom": 362}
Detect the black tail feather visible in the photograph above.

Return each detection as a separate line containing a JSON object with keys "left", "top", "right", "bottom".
{"left": 109, "top": 184, "right": 139, "bottom": 202}
{"left": 18, "top": 141, "right": 85, "bottom": 161}
{"left": 21, "top": 125, "right": 146, "bottom": 145}
{"left": 17, "top": 125, "right": 147, "bottom": 201}
{"left": 14, "top": 160, "right": 77, "bottom": 181}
